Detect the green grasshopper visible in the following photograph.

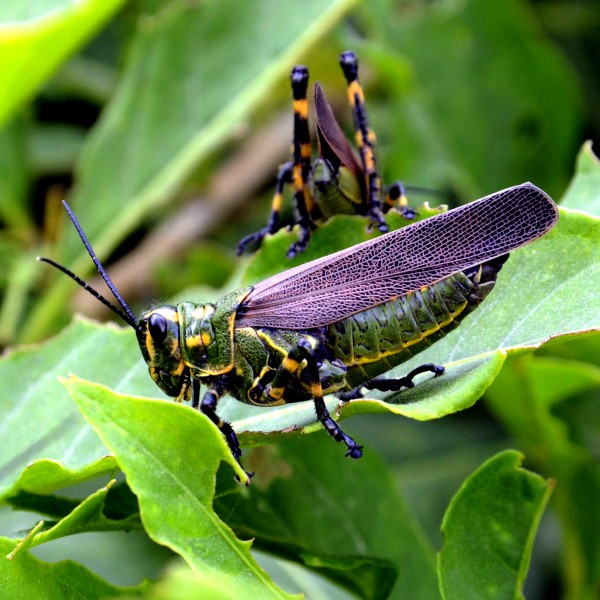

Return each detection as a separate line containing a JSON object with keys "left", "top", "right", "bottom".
{"left": 40, "top": 183, "right": 558, "bottom": 480}
{"left": 238, "top": 50, "right": 427, "bottom": 258}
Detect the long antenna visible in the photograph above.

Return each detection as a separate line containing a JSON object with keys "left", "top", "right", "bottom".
{"left": 38, "top": 200, "right": 139, "bottom": 329}
{"left": 37, "top": 256, "right": 137, "bottom": 328}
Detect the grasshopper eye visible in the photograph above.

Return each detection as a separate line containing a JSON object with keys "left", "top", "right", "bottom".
{"left": 148, "top": 313, "right": 168, "bottom": 343}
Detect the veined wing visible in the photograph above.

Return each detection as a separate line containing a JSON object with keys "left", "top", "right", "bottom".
{"left": 236, "top": 183, "right": 558, "bottom": 329}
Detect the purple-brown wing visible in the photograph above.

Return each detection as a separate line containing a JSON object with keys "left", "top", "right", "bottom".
{"left": 313, "top": 81, "right": 364, "bottom": 183}
{"left": 236, "top": 183, "right": 558, "bottom": 329}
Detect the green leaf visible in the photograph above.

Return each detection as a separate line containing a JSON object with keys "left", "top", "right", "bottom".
{"left": 141, "top": 562, "right": 279, "bottom": 600}
{"left": 0, "top": 535, "right": 147, "bottom": 599}
{"left": 0, "top": 0, "right": 128, "bottom": 127}
{"left": 0, "top": 115, "right": 31, "bottom": 233}
{"left": 216, "top": 433, "right": 440, "bottom": 600}
{"left": 438, "top": 450, "right": 552, "bottom": 600}
{"left": 0, "top": 318, "right": 158, "bottom": 499}
{"left": 8, "top": 480, "right": 142, "bottom": 552}
{"left": 63, "top": 375, "right": 296, "bottom": 599}
{"left": 485, "top": 355, "right": 600, "bottom": 597}
{"left": 561, "top": 141, "right": 600, "bottom": 216}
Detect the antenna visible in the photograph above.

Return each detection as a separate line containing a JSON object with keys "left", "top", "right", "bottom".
{"left": 38, "top": 200, "right": 139, "bottom": 330}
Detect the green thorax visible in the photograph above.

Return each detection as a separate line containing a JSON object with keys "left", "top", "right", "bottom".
{"left": 179, "top": 288, "right": 251, "bottom": 376}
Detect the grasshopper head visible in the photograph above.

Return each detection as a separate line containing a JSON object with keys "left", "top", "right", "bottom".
{"left": 138, "top": 305, "right": 191, "bottom": 400}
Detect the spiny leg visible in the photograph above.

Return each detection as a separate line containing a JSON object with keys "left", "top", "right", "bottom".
{"left": 338, "top": 363, "right": 445, "bottom": 401}
{"left": 287, "top": 66, "right": 316, "bottom": 258}
{"left": 195, "top": 378, "right": 253, "bottom": 483}
{"left": 265, "top": 338, "right": 362, "bottom": 458}
{"left": 338, "top": 51, "right": 387, "bottom": 233}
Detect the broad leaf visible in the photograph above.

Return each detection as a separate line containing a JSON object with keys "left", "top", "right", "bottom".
{"left": 216, "top": 433, "right": 440, "bottom": 600}
{"left": 0, "top": 0, "right": 127, "bottom": 127}
{"left": 0, "top": 536, "right": 146, "bottom": 598}
{"left": 0, "top": 318, "right": 157, "bottom": 499}
{"left": 438, "top": 450, "right": 552, "bottom": 600}
{"left": 64, "top": 376, "right": 296, "bottom": 599}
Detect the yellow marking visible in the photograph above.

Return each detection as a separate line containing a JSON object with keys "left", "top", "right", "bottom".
{"left": 145, "top": 332, "right": 155, "bottom": 360}
{"left": 399, "top": 193, "right": 408, "bottom": 207}
{"left": 347, "top": 81, "right": 364, "bottom": 105}
{"left": 201, "top": 331, "right": 212, "bottom": 347}
{"left": 256, "top": 330, "right": 289, "bottom": 356}
{"left": 169, "top": 357, "right": 185, "bottom": 376}
{"left": 293, "top": 99, "right": 308, "bottom": 118}
{"left": 149, "top": 367, "right": 160, "bottom": 383}
{"left": 258, "top": 365, "right": 273, "bottom": 378}
{"left": 311, "top": 381, "right": 323, "bottom": 399}
{"left": 272, "top": 191, "right": 282, "bottom": 212}
{"left": 269, "top": 385, "right": 285, "bottom": 401}
{"left": 363, "top": 149, "right": 376, "bottom": 172}
{"left": 282, "top": 356, "right": 300, "bottom": 372}
{"left": 301, "top": 142, "right": 311, "bottom": 160}
{"left": 293, "top": 165, "right": 304, "bottom": 188}
{"left": 185, "top": 335, "right": 203, "bottom": 348}
{"left": 304, "top": 186, "right": 315, "bottom": 214}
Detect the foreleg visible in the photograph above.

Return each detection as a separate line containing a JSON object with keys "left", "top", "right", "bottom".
{"left": 194, "top": 378, "right": 253, "bottom": 483}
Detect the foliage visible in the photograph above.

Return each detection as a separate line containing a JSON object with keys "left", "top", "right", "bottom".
{"left": 1, "top": 0, "right": 599, "bottom": 598}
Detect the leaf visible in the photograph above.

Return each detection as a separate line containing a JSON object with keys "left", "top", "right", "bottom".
{"left": 561, "top": 141, "right": 600, "bottom": 217}
{"left": 0, "top": 115, "right": 31, "bottom": 232}
{"left": 63, "top": 375, "right": 297, "bottom": 599}
{"left": 0, "top": 318, "right": 158, "bottom": 499}
{"left": 216, "top": 433, "right": 440, "bottom": 600}
{"left": 140, "top": 562, "right": 262, "bottom": 600}
{"left": 0, "top": 536, "right": 147, "bottom": 599}
{"left": 485, "top": 355, "right": 600, "bottom": 596}
{"left": 438, "top": 450, "right": 552, "bottom": 600}
{"left": 0, "top": 0, "right": 128, "bottom": 127}
{"left": 8, "top": 480, "right": 142, "bottom": 552}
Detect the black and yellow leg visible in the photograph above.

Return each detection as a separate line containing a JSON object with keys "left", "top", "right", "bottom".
{"left": 338, "top": 363, "right": 445, "bottom": 401}
{"left": 338, "top": 51, "right": 387, "bottom": 233}
{"left": 195, "top": 378, "right": 253, "bottom": 483}
{"left": 264, "top": 339, "right": 363, "bottom": 458}
{"left": 287, "top": 65, "right": 316, "bottom": 258}
{"left": 386, "top": 181, "right": 417, "bottom": 220}
{"left": 237, "top": 161, "right": 294, "bottom": 255}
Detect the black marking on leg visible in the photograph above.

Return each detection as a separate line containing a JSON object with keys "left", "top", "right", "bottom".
{"left": 364, "top": 363, "right": 445, "bottom": 393}
{"left": 298, "top": 338, "right": 363, "bottom": 459}
{"left": 237, "top": 162, "right": 294, "bottom": 255}
{"left": 339, "top": 363, "right": 445, "bottom": 402}
{"left": 196, "top": 378, "right": 253, "bottom": 483}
